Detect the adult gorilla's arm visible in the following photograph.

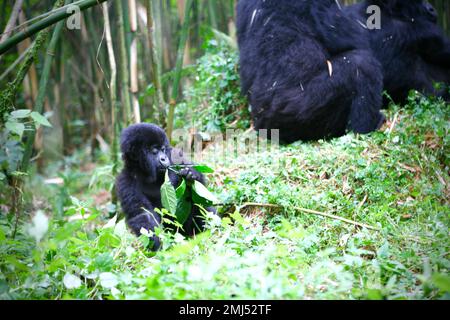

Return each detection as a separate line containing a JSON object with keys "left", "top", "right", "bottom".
{"left": 411, "top": 21, "right": 450, "bottom": 68}
{"left": 421, "top": 35, "right": 450, "bottom": 68}
{"left": 312, "top": 1, "right": 369, "bottom": 55}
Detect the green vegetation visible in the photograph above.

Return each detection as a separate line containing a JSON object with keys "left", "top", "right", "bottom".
{"left": 177, "top": 39, "right": 250, "bottom": 132}
{"left": 0, "top": 0, "right": 449, "bottom": 301}
{"left": 1, "top": 91, "right": 448, "bottom": 300}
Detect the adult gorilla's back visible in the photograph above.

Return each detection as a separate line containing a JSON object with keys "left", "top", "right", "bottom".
{"left": 237, "top": 0, "right": 385, "bottom": 143}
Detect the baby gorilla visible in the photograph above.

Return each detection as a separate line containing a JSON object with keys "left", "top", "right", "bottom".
{"left": 116, "top": 123, "right": 213, "bottom": 250}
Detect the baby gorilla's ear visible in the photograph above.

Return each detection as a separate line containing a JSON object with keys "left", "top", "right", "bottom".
{"left": 121, "top": 140, "right": 139, "bottom": 163}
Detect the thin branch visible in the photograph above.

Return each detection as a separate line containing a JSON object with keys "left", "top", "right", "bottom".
{"left": 293, "top": 206, "right": 381, "bottom": 231}
{"left": 239, "top": 202, "right": 381, "bottom": 231}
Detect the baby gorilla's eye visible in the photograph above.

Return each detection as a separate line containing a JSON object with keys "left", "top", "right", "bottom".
{"left": 151, "top": 147, "right": 159, "bottom": 154}
{"left": 161, "top": 146, "right": 166, "bottom": 152}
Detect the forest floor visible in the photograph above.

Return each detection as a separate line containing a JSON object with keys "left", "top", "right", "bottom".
{"left": 0, "top": 93, "right": 449, "bottom": 299}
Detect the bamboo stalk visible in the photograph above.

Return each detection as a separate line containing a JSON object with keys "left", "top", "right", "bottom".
{"left": 161, "top": 0, "right": 172, "bottom": 69}
{"left": 21, "top": 0, "right": 66, "bottom": 173}
{"left": 177, "top": 0, "right": 191, "bottom": 66}
{"left": 0, "top": 5, "right": 55, "bottom": 122}
{"left": 116, "top": 0, "right": 132, "bottom": 125}
{"left": 77, "top": 11, "right": 99, "bottom": 157}
{"left": 130, "top": 38, "right": 140, "bottom": 123}
{"left": 129, "top": 0, "right": 138, "bottom": 32}
{"left": 166, "top": 0, "right": 193, "bottom": 141}
{"left": 154, "top": 0, "right": 163, "bottom": 68}
{"left": 0, "top": 0, "right": 108, "bottom": 55}
{"left": 207, "top": 0, "right": 218, "bottom": 30}
{"left": 146, "top": 0, "right": 166, "bottom": 126}
{"left": 17, "top": 11, "right": 38, "bottom": 109}
{"left": 227, "top": 0, "right": 236, "bottom": 41}
{"left": 129, "top": 0, "right": 140, "bottom": 123}
{"left": 0, "top": 39, "right": 34, "bottom": 82}
{"left": 12, "top": 0, "right": 66, "bottom": 238}
{"left": 103, "top": 2, "right": 119, "bottom": 208}
{"left": 103, "top": 2, "right": 118, "bottom": 175}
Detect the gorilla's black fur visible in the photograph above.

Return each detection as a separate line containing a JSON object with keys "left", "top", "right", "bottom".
{"left": 345, "top": 0, "right": 450, "bottom": 104}
{"left": 237, "top": 0, "right": 385, "bottom": 143}
{"left": 116, "top": 123, "right": 213, "bottom": 251}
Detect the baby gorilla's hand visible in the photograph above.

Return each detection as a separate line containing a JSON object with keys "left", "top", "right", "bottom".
{"left": 127, "top": 213, "right": 161, "bottom": 251}
{"left": 179, "top": 167, "right": 201, "bottom": 183}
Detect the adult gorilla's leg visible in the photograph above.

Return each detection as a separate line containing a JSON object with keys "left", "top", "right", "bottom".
{"left": 253, "top": 49, "right": 384, "bottom": 141}
{"left": 346, "top": 50, "right": 385, "bottom": 133}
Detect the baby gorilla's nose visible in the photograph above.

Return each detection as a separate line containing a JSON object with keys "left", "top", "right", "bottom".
{"left": 159, "top": 154, "right": 170, "bottom": 168}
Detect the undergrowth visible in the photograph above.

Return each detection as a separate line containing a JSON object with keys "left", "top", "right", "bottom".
{"left": 0, "top": 92, "right": 449, "bottom": 300}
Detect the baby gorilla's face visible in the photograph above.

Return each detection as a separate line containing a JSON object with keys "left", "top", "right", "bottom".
{"left": 120, "top": 123, "right": 172, "bottom": 182}
{"left": 146, "top": 144, "right": 170, "bottom": 174}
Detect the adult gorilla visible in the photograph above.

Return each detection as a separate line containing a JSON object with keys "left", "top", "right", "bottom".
{"left": 345, "top": 0, "right": 450, "bottom": 104}
{"left": 116, "top": 124, "right": 214, "bottom": 251}
{"left": 237, "top": 0, "right": 385, "bottom": 143}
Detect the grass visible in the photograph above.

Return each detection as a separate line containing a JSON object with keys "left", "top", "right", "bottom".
{"left": 0, "top": 92, "right": 449, "bottom": 300}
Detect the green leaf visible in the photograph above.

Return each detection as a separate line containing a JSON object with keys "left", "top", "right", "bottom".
{"left": 176, "top": 179, "right": 187, "bottom": 198}
{"left": 10, "top": 109, "right": 31, "bottom": 119}
{"left": 175, "top": 197, "right": 192, "bottom": 225}
{"left": 367, "top": 289, "right": 383, "bottom": 300}
{"left": 5, "top": 121, "right": 25, "bottom": 137}
{"left": 98, "top": 232, "right": 121, "bottom": 249}
{"left": 192, "top": 165, "right": 214, "bottom": 173}
{"left": 192, "top": 180, "right": 219, "bottom": 205}
{"left": 31, "top": 111, "right": 52, "bottom": 127}
{"left": 145, "top": 83, "right": 156, "bottom": 96}
{"left": 431, "top": 274, "right": 450, "bottom": 292}
{"left": 161, "top": 172, "right": 177, "bottom": 215}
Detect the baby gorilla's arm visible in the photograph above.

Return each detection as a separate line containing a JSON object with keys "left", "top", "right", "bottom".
{"left": 169, "top": 147, "right": 206, "bottom": 186}
{"left": 116, "top": 173, "right": 162, "bottom": 250}
{"left": 127, "top": 213, "right": 161, "bottom": 250}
